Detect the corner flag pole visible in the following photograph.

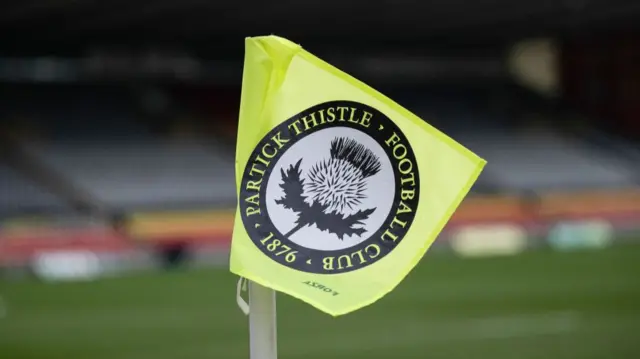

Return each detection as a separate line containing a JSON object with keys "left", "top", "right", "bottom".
{"left": 249, "top": 281, "right": 278, "bottom": 359}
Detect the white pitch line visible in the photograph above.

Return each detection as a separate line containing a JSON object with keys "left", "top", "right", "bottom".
{"left": 439, "top": 311, "right": 581, "bottom": 342}
{"left": 285, "top": 311, "right": 582, "bottom": 356}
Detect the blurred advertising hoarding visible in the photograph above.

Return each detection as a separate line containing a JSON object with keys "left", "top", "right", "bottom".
{"left": 125, "top": 209, "right": 233, "bottom": 246}
{"left": 0, "top": 225, "right": 132, "bottom": 267}
{"left": 1, "top": 189, "right": 640, "bottom": 266}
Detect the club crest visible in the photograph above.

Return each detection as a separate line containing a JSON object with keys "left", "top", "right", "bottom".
{"left": 239, "top": 101, "right": 420, "bottom": 274}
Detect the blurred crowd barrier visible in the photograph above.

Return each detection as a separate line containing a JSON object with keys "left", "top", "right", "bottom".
{"left": 444, "top": 189, "right": 640, "bottom": 255}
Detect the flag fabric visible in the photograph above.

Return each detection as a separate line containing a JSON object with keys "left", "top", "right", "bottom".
{"left": 230, "top": 35, "right": 486, "bottom": 316}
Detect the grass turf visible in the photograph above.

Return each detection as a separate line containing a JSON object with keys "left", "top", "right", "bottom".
{"left": 1, "top": 246, "right": 639, "bottom": 359}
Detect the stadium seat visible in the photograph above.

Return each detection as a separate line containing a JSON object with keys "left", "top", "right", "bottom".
{"left": 26, "top": 140, "right": 236, "bottom": 211}
{"left": 0, "top": 163, "right": 69, "bottom": 217}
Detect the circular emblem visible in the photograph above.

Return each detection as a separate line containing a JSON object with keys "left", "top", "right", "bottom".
{"left": 239, "top": 101, "right": 420, "bottom": 274}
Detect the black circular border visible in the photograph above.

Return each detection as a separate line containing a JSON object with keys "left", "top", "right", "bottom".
{"left": 239, "top": 101, "right": 420, "bottom": 274}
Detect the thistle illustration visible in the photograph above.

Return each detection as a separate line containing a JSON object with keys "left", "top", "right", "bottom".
{"left": 275, "top": 137, "right": 381, "bottom": 240}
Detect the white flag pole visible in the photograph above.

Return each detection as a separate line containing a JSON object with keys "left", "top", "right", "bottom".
{"left": 249, "top": 281, "right": 278, "bottom": 359}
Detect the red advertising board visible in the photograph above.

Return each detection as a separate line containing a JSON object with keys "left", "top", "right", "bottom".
{"left": 0, "top": 227, "right": 132, "bottom": 265}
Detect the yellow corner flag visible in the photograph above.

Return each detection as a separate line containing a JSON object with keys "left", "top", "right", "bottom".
{"left": 230, "top": 35, "right": 486, "bottom": 316}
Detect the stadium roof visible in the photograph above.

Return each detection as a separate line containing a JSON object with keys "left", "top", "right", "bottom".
{"left": 0, "top": 0, "right": 639, "bottom": 54}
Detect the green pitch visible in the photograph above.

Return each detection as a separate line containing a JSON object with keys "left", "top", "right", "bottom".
{"left": 1, "top": 246, "right": 639, "bottom": 359}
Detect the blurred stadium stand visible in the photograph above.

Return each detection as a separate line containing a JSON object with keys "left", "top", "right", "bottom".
{"left": 0, "top": 162, "right": 70, "bottom": 217}
{"left": 1, "top": 0, "right": 639, "bottom": 269}
{"left": 27, "top": 140, "right": 236, "bottom": 210}
{"left": 461, "top": 129, "right": 638, "bottom": 192}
